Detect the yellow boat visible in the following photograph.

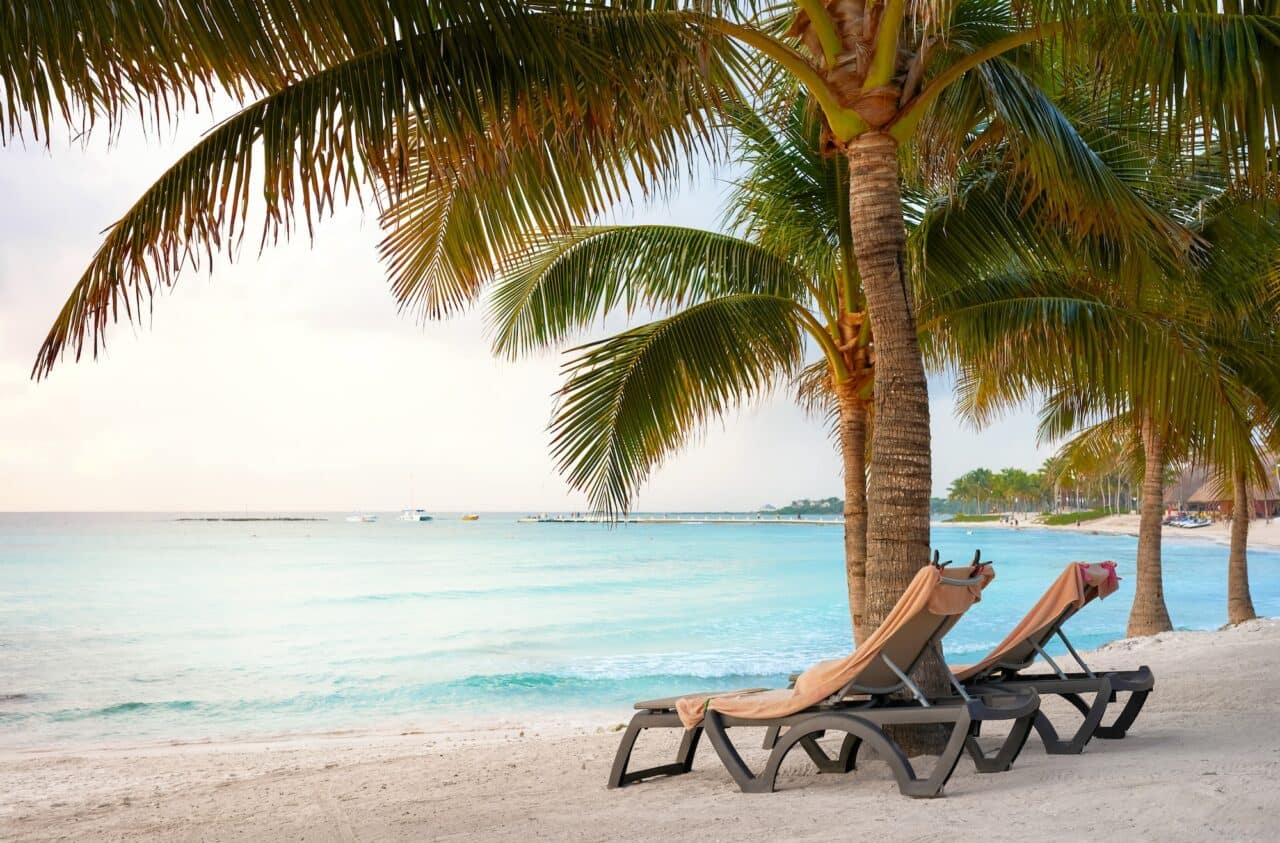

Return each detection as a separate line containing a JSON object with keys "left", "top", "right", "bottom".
{"left": 461, "top": 514, "right": 480, "bottom": 521}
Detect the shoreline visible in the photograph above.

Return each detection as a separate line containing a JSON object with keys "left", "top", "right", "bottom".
{"left": 0, "top": 711, "right": 627, "bottom": 762}
{"left": 934, "top": 512, "right": 1280, "bottom": 551}
{"left": 3, "top": 621, "right": 1277, "bottom": 841}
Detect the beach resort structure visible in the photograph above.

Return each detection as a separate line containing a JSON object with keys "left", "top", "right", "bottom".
{"left": 1182, "top": 460, "right": 1274, "bottom": 521}
{"left": 1187, "top": 476, "right": 1280, "bottom": 520}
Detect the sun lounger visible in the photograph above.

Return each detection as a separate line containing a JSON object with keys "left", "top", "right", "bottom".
{"left": 608, "top": 561, "right": 1040, "bottom": 797}
{"left": 952, "top": 561, "right": 1154, "bottom": 756}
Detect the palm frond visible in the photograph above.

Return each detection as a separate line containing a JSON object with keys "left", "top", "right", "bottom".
{"left": 1, "top": 0, "right": 563, "bottom": 141}
{"left": 32, "top": 8, "right": 746, "bottom": 377}
{"left": 1085, "top": 2, "right": 1280, "bottom": 188}
{"left": 972, "top": 58, "right": 1188, "bottom": 250}
{"left": 488, "top": 225, "right": 807, "bottom": 358}
{"left": 722, "top": 96, "right": 846, "bottom": 287}
{"left": 792, "top": 357, "right": 840, "bottom": 443}
{"left": 550, "top": 293, "right": 806, "bottom": 515}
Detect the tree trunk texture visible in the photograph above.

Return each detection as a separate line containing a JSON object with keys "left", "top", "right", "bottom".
{"left": 1227, "top": 468, "right": 1258, "bottom": 625}
{"left": 836, "top": 381, "right": 869, "bottom": 644}
{"left": 1128, "top": 414, "right": 1173, "bottom": 636}
{"left": 845, "top": 132, "right": 942, "bottom": 754}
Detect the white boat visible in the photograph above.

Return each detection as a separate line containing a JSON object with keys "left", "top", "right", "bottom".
{"left": 346, "top": 514, "right": 378, "bottom": 523}
{"left": 398, "top": 508, "right": 433, "bottom": 522}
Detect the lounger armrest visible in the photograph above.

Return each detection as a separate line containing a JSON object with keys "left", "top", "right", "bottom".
{"left": 1104, "top": 665, "right": 1154, "bottom": 692}
{"left": 962, "top": 686, "right": 1041, "bottom": 721}
{"left": 633, "top": 688, "right": 769, "bottom": 711}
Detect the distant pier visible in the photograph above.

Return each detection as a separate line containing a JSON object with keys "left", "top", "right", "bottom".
{"left": 530, "top": 515, "right": 842, "bottom": 526}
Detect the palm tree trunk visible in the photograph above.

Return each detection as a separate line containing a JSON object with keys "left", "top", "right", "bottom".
{"left": 1128, "top": 413, "right": 1173, "bottom": 636}
{"left": 836, "top": 382, "right": 869, "bottom": 643}
{"left": 846, "top": 131, "right": 941, "bottom": 754}
{"left": 1228, "top": 468, "right": 1258, "bottom": 625}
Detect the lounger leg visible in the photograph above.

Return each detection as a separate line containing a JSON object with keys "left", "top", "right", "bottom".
{"left": 761, "top": 724, "right": 782, "bottom": 749}
{"left": 1093, "top": 689, "right": 1150, "bottom": 739}
{"left": 836, "top": 733, "right": 862, "bottom": 773}
{"left": 675, "top": 724, "right": 703, "bottom": 770}
{"left": 607, "top": 712, "right": 702, "bottom": 789}
{"left": 760, "top": 713, "right": 961, "bottom": 799}
{"left": 794, "top": 730, "right": 861, "bottom": 774}
{"left": 1031, "top": 681, "right": 1112, "bottom": 755}
{"left": 965, "top": 708, "right": 1035, "bottom": 773}
{"left": 703, "top": 711, "right": 770, "bottom": 793}
{"left": 898, "top": 714, "right": 970, "bottom": 797}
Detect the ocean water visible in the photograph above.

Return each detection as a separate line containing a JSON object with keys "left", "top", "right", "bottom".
{"left": 1, "top": 512, "right": 1276, "bottom": 749}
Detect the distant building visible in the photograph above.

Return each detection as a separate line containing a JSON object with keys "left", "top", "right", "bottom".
{"left": 1165, "top": 465, "right": 1210, "bottom": 511}
{"left": 1186, "top": 470, "right": 1280, "bottom": 519}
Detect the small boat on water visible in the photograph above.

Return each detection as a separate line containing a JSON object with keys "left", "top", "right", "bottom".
{"left": 399, "top": 509, "right": 433, "bottom": 522}
{"left": 461, "top": 514, "right": 480, "bottom": 521}
{"left": 346, "top": 514, "right": 378, "bottom": 523}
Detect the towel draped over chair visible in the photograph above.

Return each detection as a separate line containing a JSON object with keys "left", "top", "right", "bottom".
{"left": 675, "top": 564, "right": 995, "bottom": 728}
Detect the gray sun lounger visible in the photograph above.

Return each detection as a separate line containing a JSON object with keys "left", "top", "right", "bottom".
{"left": 608, "top": 563, "right": 1040, "bottom": 798}
{"left": 763, "top": 557, "right": 1153, "bottom": 759}
{"left": 953, "top": 572, "right": 1154, "bottom": 756}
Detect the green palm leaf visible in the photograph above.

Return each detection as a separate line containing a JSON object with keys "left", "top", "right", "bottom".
{"left": 488, "top": 225, "right": 807, "bottom": 358}
{"left": 31, "top": 7, "right": 746, "bottom": 377}
{"left": 2, "top": 0, "right": 574, "bottom": 141}
{"left": 550, "top": 294, "right": 806, "bottom": 515}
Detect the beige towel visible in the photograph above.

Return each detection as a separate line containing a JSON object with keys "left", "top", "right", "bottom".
{"left": 953, "top": 561, "right": 1118, "bottom": 683}
{"left": 676, "top": 564, "right": 995, "bottom": 729}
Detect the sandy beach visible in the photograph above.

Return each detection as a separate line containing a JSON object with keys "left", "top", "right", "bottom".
{"left": 938, "top": 512, "right": 1280, "bottom": 552}
{"left": 3, "top": 619, "right": 1277, "bottom": 842}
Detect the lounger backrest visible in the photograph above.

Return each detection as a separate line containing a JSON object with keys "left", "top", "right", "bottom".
{"left": 676, "top": 563, "right": 995, "bottom": 728}
{"left": 838, "top": 567, "right": 992, "bottom": 692}
{"left": 954, "top": 562, "right": 1117, "bottom": 683}
{"left": 979, "top": 589, "right": 1095, "bottom": 674}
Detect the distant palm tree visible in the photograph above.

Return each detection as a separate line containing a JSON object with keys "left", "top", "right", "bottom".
{"left": 937, "top": 177, "right": 1280, "bottom": 635}
{"left": 1227, "top": 465, "right": 1261, "bottom": 625}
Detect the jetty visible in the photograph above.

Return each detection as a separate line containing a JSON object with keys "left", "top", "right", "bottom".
{"left": 530, "top": 515, "right": 842, "bottom": 526}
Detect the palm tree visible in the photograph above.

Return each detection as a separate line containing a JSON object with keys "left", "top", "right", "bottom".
{"left": 947, "top": 467, "right": 995, "bottom": 514}
{"left": 1040, "top": 456, "right": 1071, "bottom": 512}
{"left": 1209, "top": 204, "right": 1280, "bottom": 626}
{"left": 1227, "top": 466, "right": 1260, "bottom": 624}
{"left": 487, "top": 98, "right": 880, "bottom": 639}
{"left": 934, "top": 173, "right": 1280, "bottom": 635}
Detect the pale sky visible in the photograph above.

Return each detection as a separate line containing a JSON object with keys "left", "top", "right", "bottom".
{"left": 0, "top": 108, "right": 1050, "bottom": 512}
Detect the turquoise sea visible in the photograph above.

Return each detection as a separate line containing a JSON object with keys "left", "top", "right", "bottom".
{"left": 1, "top": 512, "right": 1276, "bottom": 749}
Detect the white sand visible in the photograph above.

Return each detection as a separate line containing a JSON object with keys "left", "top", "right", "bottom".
{"left": 938, "top": 512, "right": 1280, "bottom": 551}
{"left": 3, "top": 620, "right": 1278, "bottom": 841}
